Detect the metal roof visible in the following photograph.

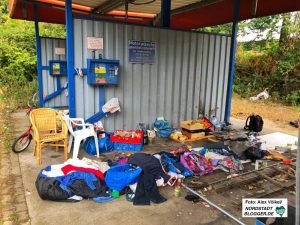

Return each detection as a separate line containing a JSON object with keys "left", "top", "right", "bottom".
{"left": 9, "top": 0, "right": 300, "bottom": 29}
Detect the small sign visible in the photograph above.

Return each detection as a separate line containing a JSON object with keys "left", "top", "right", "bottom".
{"left": 128, "top": 40, "right": 155, "bottom": 64}
{"left": 52, "top": 63, "right": 61, "bottom": 75}
{"left": 242, "top": 198, "right": 288, "bottom": 218}
{"left": 87, "top": 37, "right": 103, "bottom": 50}
{"left": 55, "top": 48, "right": 65, "bottom": 55}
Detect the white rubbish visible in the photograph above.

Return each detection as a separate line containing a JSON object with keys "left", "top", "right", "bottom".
{"left": 155, "top": 177, "right": 165, "bottom": 187}
{"left": 102, "top": 98, "right": 121, "bottom": 113}
{"left": 68, "top": 195, "right": 83, "bottom": 201}
{"left": 250, "top": 88, "right": 269, "bottom": 101}
{"left": 259, "top": 132, "right": 298, "bottom": 151}
{"left": 129, "top": 182, "right": 137, "bottom": 193}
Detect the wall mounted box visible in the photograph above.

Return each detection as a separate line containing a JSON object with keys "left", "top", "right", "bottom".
{"left": 49, "top": 60, "right": 67, "bottom": 76}
{"left": 87, "top": 59, "right": 120, "bottom": 85}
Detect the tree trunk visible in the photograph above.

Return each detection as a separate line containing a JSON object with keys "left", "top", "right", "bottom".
{"left": 279, "top": 13, "right": 291, "bottom": 46}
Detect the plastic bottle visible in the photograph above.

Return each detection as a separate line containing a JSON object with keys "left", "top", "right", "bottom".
{"left": 143, "top": 132, "right": 148, "bottom": 145}
{"left": 174, "top": 179, "right": 182, "bottom": 197}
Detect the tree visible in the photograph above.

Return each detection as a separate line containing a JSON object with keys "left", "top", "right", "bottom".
{"left": 0, "top": 0, "right": 65, "bottom": 107}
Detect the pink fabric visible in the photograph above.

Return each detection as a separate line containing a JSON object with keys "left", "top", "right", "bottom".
{"left": 117, "top": 157, "right": 129, "bottom": 165}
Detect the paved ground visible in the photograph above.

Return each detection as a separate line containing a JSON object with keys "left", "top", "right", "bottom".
{"left": 230, "top": 117, "right": 298, "bottom": 136}
{"left": 2, "top": 109, "right": 298, "bottom": 225}
{"left": 0, "top": 109, "right": 30, "bottom": 225}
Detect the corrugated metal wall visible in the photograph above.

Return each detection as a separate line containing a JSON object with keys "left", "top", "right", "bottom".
{"left": 73, "top": 18, "right": 231, "bottom": 131}
{"left": 40, "top": 37, "right": 68, "bottom": 107}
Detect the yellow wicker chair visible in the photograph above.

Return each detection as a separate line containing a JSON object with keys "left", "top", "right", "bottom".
{"left": 29, "top": 108, "right": 68, "bottom": 165}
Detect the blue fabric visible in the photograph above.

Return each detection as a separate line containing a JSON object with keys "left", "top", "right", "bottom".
{"left": 105, "top": 164, "right": 142, "bottom": 191}
{"left": 162, "top": 154, "right": 193, "bottom": 177}
{"left": 93, "top": 192, "right": 115, "bottom": 203}
{"left": 84, "top": 133, "right": 113, "bottom": 155}
{"left": 153, "top": 120, "right": 172, "bottom": 138}
{"left": 56, "top": 172, "right": 98, "bottom": 190}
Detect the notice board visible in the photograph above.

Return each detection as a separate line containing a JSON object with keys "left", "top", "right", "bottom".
{"left": 128, "top": 40, "right": 155, "bottom": 64}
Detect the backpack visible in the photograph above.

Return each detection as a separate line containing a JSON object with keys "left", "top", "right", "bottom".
{"left": 180, "top": 152, "right": 213, "bottom": 176}
{"left": 244, "top": 115, "right": 264, "bottom": 132}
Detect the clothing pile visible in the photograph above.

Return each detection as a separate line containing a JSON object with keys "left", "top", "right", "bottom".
{"left": 36, "top": 146, "right": 245, "bottom": 205}
{"left": 36, "top": 159, "right": 111, "bottom": 202}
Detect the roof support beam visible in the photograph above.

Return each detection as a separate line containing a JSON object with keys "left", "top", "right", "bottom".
{"left": 161, "top": 0, "right": 171, "bottom": 27}
{"left": 34, "top": 3, "right": 44, "bottom": 107}
{"left": 225, "top": 0, "right": 240, "bottom": 123}
{"left": 92, "top": 0, "right": 124, "bottom": 14}
{"left": 65, "top": 0, "right": 76, "bottom": 117}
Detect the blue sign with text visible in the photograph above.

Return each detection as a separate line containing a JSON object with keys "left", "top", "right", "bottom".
{"left": 128, "top": 40, "right": 156, "bottom": 64}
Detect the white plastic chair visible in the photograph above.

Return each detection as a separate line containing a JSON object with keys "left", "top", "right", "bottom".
{"left": 62, "top": 115, "right": 99, "bottom": 159}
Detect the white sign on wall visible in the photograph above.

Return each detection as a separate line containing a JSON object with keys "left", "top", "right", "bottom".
{"left": 55, "top": 48, "right": 65, "bottom": 55}
{"left": 87, "top": 37, "right": 103, "bottom": 50}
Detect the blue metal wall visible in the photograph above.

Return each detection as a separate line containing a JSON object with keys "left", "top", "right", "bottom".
{"left": 73, "top": 18, "right": 231, "bottom": 131}
{"left": 40, "top": 37, "right": 68, "bottom": 107}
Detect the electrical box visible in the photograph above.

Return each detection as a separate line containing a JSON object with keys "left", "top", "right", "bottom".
{"left": 87, "top": 59, "right": 119, "bottom": 85}
{"left": 49, "top": 60, "right": 67, "bottom": 76}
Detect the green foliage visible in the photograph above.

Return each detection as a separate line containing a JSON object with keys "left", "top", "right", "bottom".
{"left": 0, "top": 0, "right": 65, "bottom": 108}
{"left": 234, "top": 37, "right": 300, "bottom": 105}
{"left": 198, "top": 23, "right": 232, "bottom": 34}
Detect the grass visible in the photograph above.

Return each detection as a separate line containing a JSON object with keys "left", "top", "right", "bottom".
{"left": 9, "top": 212, "right": 20, "bottom": 222}
{"left": 231, "top": 93, "right": 300, "bottom": 124}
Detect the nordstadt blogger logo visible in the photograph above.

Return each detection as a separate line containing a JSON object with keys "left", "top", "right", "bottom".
{"left": 242, "top": 198, "right": 288, "bottom": 218}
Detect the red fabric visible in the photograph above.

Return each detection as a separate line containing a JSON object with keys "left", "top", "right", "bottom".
{"left": 61, "top": 164, "right": 104, "bottom": 180}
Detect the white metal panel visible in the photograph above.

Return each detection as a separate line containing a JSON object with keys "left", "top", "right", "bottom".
{"left": 73, "top": 18, "right": 230, "bottom": 130}
{"left": 40, "top": 37, "right": 68, "bottom": 108}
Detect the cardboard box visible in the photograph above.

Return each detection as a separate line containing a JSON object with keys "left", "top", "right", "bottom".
{"left": 180, "top": 120, "right": 205, "bottom": 131}
{"left": 182, "top": 129, "right": 205, "bottom": 139}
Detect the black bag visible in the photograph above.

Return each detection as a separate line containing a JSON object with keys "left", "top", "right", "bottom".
{"left": 244, "top": 115, "right": 263, "bottom": 132}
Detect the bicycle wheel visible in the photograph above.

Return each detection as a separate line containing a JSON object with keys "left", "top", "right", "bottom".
{"left": 12, "top": 134, "right": 33, "bottom": 153}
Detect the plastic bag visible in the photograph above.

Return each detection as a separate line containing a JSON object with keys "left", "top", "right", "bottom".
{"left": 153, "top": 119, "right": 173, "bottom": 138}
{"left": 105, "top": 164, "right": 142, "bottom": 191}
{"left": 83, "top": 133, "right": 113, "bottom": 155}
{"left": 102, "top": 98, "right": 120, "bottom": 113}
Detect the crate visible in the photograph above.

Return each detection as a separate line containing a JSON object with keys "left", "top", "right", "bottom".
{"left": 182, "top": 129, "right": 206, "bottom": 139}
{"left": 110, "top": 130, "right": 143, "bottom": 144}
{"left": 180, "top": 120, "right": 205, "bottom": 131}
{"left": 113, "top": 142, "right": 143, "bottom": 152}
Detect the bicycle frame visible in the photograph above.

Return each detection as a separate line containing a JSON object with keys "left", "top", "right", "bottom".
{"left": 20, "top": 107, "right": 33, "bottom": 137}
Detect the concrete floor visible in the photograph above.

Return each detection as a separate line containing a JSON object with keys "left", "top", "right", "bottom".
{"left": 12, "top": 110, "right": 298, "bottom": 225}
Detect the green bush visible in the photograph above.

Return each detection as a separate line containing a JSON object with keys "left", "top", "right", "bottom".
{"left": 234, "top": 38, "right": 300, "bottom": 106}
{"left": 0, "top": 2, "right": 65, "bottom": 108}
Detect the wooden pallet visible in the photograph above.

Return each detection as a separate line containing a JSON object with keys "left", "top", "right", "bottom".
{"left": 170, "top": 135, "right": 215, "bottom": 143}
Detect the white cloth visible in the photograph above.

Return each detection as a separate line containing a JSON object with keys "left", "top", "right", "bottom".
{"left": 41, "top": 158, "right": 101, "bottom": 177}
{"left": 82, "top": 157, "right": 110, "bottom": 173}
